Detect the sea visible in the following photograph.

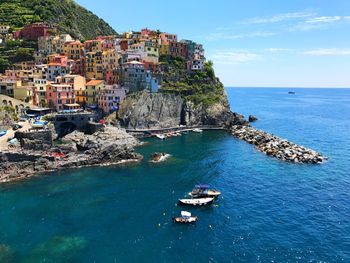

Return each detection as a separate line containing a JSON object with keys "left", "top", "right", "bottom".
{"left": 0, "top": 88, "right": 349, "bottom": 262}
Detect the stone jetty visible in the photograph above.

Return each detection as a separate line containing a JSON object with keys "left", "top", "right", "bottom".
{"left": 231, "top": 125, "right": 326, "bottom": 164}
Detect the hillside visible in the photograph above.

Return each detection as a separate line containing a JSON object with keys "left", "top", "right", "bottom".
{"left": 159, "top": 55, "right": 227, "bottom": 107}
{"left": 117, "top": 57, "right": 246, "bottom": 129}
{"left": 0, "top": 0, "right": 116, "bottom": 40}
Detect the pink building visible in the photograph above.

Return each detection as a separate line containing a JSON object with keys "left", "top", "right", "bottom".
{"left": 160, "top": 33, "right": 177, "bottom": 45}
{"left": 97, "top": 85, "right": 127, "bottom": 114}
{"left": 46, "top": 83, "right": 75, "bottom": 111}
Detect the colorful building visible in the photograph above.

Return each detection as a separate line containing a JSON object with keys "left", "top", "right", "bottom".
{"left": 85, "top": 52, "right": 103, "bottom": 80}
{"left": 0, "top": 79, "right": 17, "bottom": 97}
{"left": 47, "top": 63, "right": 70, "bottom": 81}
{"left": 102, "top": 49, "right": 120, "bottom": 84}
{"left": 97, "top": 84, "right": 127, "bottom": 114}
{"left": 63, "top": 40, "right": 84, "bottom": 60}
{"left": 33, "top": 78, "right": 48, "bottom": 106}
{"left": 13, "top": 85, "right": 38, "bottom": 105}
{"left": 85, "top": 79, "right": 104, "bottom": 106}
{"left": 84, "top": 39, "right": 103, "bottom": 53}
{"left": 170, "top": 41, "right": 188, "bottom": 59}
{"left": 14, "top": 23, "right": 51, "bottom": 41}
{"left": 46, "top": 83, "right": 75, "bottom": 111}
{"left": 160, "top": 33, "right": 177, "bottom": 44}
{"left": 159, "top": 44, "right": 170, "bottom": 56}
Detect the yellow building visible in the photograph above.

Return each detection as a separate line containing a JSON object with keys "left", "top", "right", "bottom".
{"left": 85, "top": 79, "right": 104, "bottom": 105}
{"left": 33, "top": 78, "right": 48, "bottom": 106}
{"left": 63, "top": 40, "right": 83, "bottom": 60}
{"left": 84, "top": 39, "right": 103, "bottom": 52}
{"left": 85, "top": 52, "right": 103, "bottom": 80}
{"left": 159, "top": 44, "right": 170, "bottom": 56}
{"left": 102, "top": 49, "right": 119, "bottom": 72}
{"left": 13, "top": 85, "right": 37, "bottom": 105}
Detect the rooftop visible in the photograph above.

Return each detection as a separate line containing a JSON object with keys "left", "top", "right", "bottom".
{"left": 86, "top": 79, "right": 104, "bottom": 86}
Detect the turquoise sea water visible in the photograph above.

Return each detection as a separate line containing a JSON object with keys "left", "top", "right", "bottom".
{"left": 0, "top": 88, "right": 350, "bottom": 262}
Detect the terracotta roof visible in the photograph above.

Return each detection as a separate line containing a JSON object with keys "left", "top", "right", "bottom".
{"left": 86, "top": 79, "right": 104, "bottom": 86}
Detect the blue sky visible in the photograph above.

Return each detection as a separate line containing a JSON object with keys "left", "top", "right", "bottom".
{"left": 76, "top": 0, "right": 350, "bottom": 87}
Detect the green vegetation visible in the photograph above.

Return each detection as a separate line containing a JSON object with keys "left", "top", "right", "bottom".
{"left": 0, "top": 106, "right": 19, "bottom": 124}
{"left": 0, "top": 0, "right": 116, "bottom": 40}
{"left": 0, "top": 39, "right": 36, "bottom": 72}
{"left": 159, "top": 55, "right": 226, "bottom": 107}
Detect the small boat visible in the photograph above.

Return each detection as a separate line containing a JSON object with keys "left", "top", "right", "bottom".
{"left": 193, "top": 128, "right": 203, "bottom": 133}
{"left": 8, "top": 138, "right": 18, "bottom": 145}
{"left": 178, "top": 197, "right": 214, "bottom": 206}
{"left": 155, "top": 134, "right": 166, "bottom": 140}
{"left": 189, "top": 184, "right": 221, "bottom": 198}
{"left": 173, "top": 211, "right": 198, "bottom": 223}
{"left": 32, "top": 122, "right": 45, "bottom": 128}
{"left": 0, "top": 130, "right": 7, "bottom": 137}
{"left": 288, "top": 91, "right": 296, "bottom": 94}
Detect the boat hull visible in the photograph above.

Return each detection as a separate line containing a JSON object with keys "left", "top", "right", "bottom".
{"left": 172, "top": 216, "right": 198, "bottom": 223}
{"left": 178, "top": 197, "right": 214, "bottom": 206}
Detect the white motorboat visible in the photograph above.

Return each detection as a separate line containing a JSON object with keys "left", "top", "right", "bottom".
{"left": 173, "top": 211, "right": 198, "bottom": 223}
{"left": 192, "top": 128, "right": 203, "bottom": 133}
{"left": 178, "top": 197, "right": 214, "bottom": 206}
{"left": 155, "top": 134, "right": 166, "bottom": 140}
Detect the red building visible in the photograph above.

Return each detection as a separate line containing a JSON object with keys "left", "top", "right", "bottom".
{"left": 119, "top": 40, "right": 129, "bottom": 51}
{"left": 143, "top": 61, "right": 161, "bottom": 73}
{"left": 170, "top": 42, "right": 188, "bottom": 59}
{"left": 14, "top": 23, "right": 51, "bottom": 41}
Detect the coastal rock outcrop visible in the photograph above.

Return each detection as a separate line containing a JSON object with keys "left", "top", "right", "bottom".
{"left": 231, "top": 125, "right": 327, "bottom": 164}
{"left": 248, "top": 115, "right": 258, "bottom": 122}
{"left": 117, "top": 91, "right": 247, "bottom": 129}
{"left": 0, "top": 126, "right": 142, "bottom": 183}
{"left": 149, "top": 152, "right": 171, "bottom": 163}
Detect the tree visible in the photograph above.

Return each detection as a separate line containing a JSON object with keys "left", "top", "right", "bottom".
{"left": 0, "top": 57, "right": 10, "bottom": 73}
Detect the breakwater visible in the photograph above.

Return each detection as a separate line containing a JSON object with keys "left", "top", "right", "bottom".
{"left": 231, "top": 125, "right": 326, "bottom": 164}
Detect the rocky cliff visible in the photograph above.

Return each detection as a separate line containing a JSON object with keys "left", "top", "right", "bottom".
{"left": 118, "top": 91, "right": 247, "bottom": 129}
{"left": 117, "top": 56, "right": 247, "bottom": 129}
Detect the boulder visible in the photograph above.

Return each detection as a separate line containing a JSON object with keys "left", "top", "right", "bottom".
{"left": 248, "top": 115, "right": 258, "bottom": 122}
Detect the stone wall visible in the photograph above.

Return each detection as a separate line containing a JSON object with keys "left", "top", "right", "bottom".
{"left": 15, "top": 130, "right": 52, "bottom": 151}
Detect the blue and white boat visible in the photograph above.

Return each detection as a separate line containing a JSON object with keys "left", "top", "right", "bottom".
{"left": 0, "top": 130, "right": 7, "bottom": 137}
{"left": 188, "top": 184, "right": 221, "bottom": 198}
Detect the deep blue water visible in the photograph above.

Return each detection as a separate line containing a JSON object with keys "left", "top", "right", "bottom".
{"left": 0, "top": 88, "right": 350, "bottom": 262}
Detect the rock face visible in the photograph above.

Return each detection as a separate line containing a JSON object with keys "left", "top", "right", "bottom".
{"left": 118, "top": 91, "right": 247, "bottom": 129}
{"left": 149, "top": 152, "right": 170, "bottom": 163}
{"left": 231, "top": 125, "right": 327, "bottom": 164}
{"left": 0, "top": 127, "right": 142, "bottom": 183}
{"left": 248, "top": 115, "right": 258, "bottom": 122}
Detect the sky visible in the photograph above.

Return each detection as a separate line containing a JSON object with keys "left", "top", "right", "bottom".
{"left": 75, "top": 0, "right": 350, "bottom": 88}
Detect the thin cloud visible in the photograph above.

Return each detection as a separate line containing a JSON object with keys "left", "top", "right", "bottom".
{"left": 267, "top": 48, "right": 292, "bottom": 53}
{"left": 241, "top": 12, "right": 316, "bottom": 25}
{"left": 212, "top": 50, "right": 262, "bottom": 65}
{"left": 303, "top": 48, "right": 350, "bottom": 56}
{"left": 305, "top": 16, "right": 342, "bottom": 24}
{"left": 206, "top": 31, "right": 276, "bottom": 41}
{"left": 290, "top": 16, "right": 348, "bottom": 31}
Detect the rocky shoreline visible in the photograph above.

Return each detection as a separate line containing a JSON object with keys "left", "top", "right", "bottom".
{"left": 0, "top": 127, "right": 142, "bottom": 183}
{"left": 231, "top": 125, "right": 327, "bottom": 164}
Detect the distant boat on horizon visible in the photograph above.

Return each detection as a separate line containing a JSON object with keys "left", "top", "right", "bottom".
{"left": 288, "top": 91, "right": 296, "bottom": 94}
